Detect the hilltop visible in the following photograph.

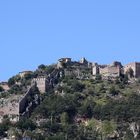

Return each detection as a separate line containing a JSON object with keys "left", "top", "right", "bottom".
{"left": 0, "top": 58, "right": 140, "bottom": 140}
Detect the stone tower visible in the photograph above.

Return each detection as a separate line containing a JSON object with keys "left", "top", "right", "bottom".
{"left": 92, "top": 63, "right": 99, "bottom": 76}
{"left": 32, "top": 77, "right": 47, "bottom": 93}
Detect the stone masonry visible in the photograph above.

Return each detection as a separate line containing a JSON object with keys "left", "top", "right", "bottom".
{"left": 124, "top": 62, "right": 140, "bottom": 78}
{"left": 32, "top": 77, "right": 47, "bottom": 93}
{"left": 92, "top": 61, "right": 122, "bottom": 78}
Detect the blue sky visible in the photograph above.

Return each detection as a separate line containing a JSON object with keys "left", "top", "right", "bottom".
{"left": 0, "top": 0, "right": 140, "bottom": 81}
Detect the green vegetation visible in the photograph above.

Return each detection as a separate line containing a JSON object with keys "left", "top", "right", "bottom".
{"left": 30, "top": 74, "right": 140, "bottom": 139}
{"left": 1, "top": 64, "right": 140, "bottom": 139}
{"left": 0, "top": 86, "right": 4, "bottom": 92}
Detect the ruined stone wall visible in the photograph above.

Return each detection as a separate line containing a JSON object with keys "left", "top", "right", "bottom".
{"left": 19, "top": 86, "right": 33, "bottom": 113}
{"left": 64, "top": 69, "right": 79, "bottom": 77}
{"left": 99, "top": 67, "right": 109, "bottom": 76}
{"left": 99, "top": 66, "right": 120, "bottom": 77}
{"left": 0, "top": 96, "right": 21, "bottom": 123}
{"left": 64, "top": 66, "right": 92, "bottom": 79}
{"left": 108, "top": 66, "right": 120, "bottom": 77}
{"left": 57, "top": 58, "right": 72, "bottom": 69}
{"left": 135, "top": 63, "right": 140, "bottom": 78}
{"left": 124, "top": 63, "right": 137, "bottom": 77}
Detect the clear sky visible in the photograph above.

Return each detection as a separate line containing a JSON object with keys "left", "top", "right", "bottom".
{"left": 0, "top": 0, "right": 140, "bottom": 81}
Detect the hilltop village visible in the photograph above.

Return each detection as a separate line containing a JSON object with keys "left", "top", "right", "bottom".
{"left": 1, "top": 58, "right": 140, "bottom": 139}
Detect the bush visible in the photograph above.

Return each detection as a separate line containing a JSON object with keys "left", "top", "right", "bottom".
{"left": 16, "top": 119, "right": 36, "bottom": 131}
{"left": 108, "top": 86, "right": 119, "bottom": 96}
{"left": 71, "top": 81, "right": 85, "bottom": 92}
{"left": 0, "top": 86, "right": 4, "bottom": 92}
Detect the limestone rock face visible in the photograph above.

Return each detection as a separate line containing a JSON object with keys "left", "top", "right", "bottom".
{"left": 129, "top": 122, "right": 140, "bottom": 138}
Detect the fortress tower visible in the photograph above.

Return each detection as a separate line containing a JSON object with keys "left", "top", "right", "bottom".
{"left": 32, "top": 77, "right": 47, "bottom": 93}
{"left": 92, "top": 63, "right": 99, "bottom": 76}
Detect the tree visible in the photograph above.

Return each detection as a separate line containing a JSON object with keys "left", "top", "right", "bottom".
{"left": 33, "top": 133, "right": 45, "bottom": 140}
{"left": 95, "top": 74, "right": 102, "bottom": 81}
{"left": 108, "top": 86, "right": 118, "bottom": 96}
{"left": 24, "top": 73, "right": 33, "bottom": 80}
{"left": 38, "top": 64, "right": 46, "bottom": 70}
{"left": 0, "top": 86, "right": 4, "bottom": 92}
{"left": 101, "top": 120, "right": 117, "bottom": 140}
{"left": 79, "top": 99, "right": 95, "bottom": 118}
{"left": 0, "top": 119, "right": 10, "bottom": 136}
{"left": 8, "top": 77, "right": 15, "bottom": 86}
{"left": 71, "top": 81, "right": 85, "bottom": 92}
{"left": 61, "top": 112, "right": 70, "bottom": 126}
{"left": 0, "top": 124, "right": 8, "bottom": 136}
{"left": 8, "top": 128, "right": 22, "bottom": 140}
{"left": 123, "top": 129, "right": 134, "bottom": 140}
{"left": 47, "top": 134, "right": 65, "bottom": 140}
{"left": 16, "top": 119, "right": 36, "bottom": 131}
{"left": 121, "top": 74, "right": 129, "bottom": 84}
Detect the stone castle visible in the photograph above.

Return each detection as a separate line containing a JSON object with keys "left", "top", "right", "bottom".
{"left": 57, "top": 57, "right": 140, "bottom": 79}
{"left": 93, "top": 61, "right": 140, "bottom": 79}
{"left": 1, "top": 58, "right": 140, "bottom": 124}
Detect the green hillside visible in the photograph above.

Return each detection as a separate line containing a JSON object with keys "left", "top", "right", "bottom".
{"left": 1, "top": 63, "right": 140, "bottom": 140}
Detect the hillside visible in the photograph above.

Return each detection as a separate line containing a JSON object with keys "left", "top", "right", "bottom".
{"left": 0, "top": 58, "right": 140, "bottom": 140}
{"left": 31, "top": 75, "right": 140, "bottom": 140}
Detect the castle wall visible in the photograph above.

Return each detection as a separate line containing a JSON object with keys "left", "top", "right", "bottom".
{"left": 92, "top": 65, "right": 99, "bottom": 75}
{"left": 124, "top": 62, "right": 140, "bottom": 78}
{"left": 0, "top": 84, "right": 38, "bottom": 123}
{"left": 0, "top": 96, "right": 21, "bottom": 123}
{"left": 92, "top": 62, "right": 121, "bottom": 78}
{"left": 124, "top": 63, "right": 135, "bottom": 76}
{"left": 135, "top": 63, "right": 140, "bottom": 78}
{"left": 99, "top": 66, "right": 120, "bottom": 77}
{"left": 19, "top": 86, "right": 33, "bottom": 113}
